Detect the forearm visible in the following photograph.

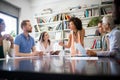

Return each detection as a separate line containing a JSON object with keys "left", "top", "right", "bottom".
{"left": 8, "top": 42, "right": 14, "bottom": 57}
{"left": 15, "top": 52, "right": 33, "bottom": 57}
{"left": 63, "top": 44, "right": 70, "bottom": 48}
{"left": 96, "top": 50, "right": 116, "bottom": 57}
{"left": 59, "top": 42, "right": 70, "bottom": 48}
{"left": 10, "top": 43, "right": 14, "bottom": 48}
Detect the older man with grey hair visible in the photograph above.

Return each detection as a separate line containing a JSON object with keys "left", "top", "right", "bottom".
{"left": 87, "top": 15, "right": 120, "bottom": 57}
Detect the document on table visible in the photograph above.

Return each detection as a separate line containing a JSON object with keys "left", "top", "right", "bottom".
{"left": 75, "top": 43, "right": 87, "bottom": 56}
{"left": 66, "top": 57, "right": 98, "bottom": 60}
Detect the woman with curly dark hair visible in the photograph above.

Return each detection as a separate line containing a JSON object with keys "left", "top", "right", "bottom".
{"left": 59, "top": 17, "right": 85, "bottom": 56}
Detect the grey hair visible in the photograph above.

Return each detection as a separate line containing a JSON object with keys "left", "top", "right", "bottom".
{"left": 102, "top": 15, "right": 115, "bottom": 29}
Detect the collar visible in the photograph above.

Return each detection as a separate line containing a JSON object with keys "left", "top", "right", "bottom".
{"left": 21, "top": 33, "right": 30, "bottom": 39}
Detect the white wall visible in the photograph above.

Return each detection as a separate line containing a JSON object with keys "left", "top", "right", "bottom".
{"left": 31, "top": 0, "right": 101, "bottom": 12}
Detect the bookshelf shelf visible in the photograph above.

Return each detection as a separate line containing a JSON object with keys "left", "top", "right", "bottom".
{"left": 63, "top": 29, "right": 70, "bottom": 31}
{"left": 101, "top": 13, "right": 112, "bottom": 17}
{"left": 100, "top": 4, "right": 112, "bottom": 7}
{"left": 81, "top": 15, "right": 100, "bottom": 20}
{"left": 38, "top": 21, "right": 62, "bottom": 25}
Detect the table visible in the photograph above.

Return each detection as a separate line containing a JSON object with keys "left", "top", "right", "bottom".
{"left": 0, "top": 55, "right": 120, "bottom": 80}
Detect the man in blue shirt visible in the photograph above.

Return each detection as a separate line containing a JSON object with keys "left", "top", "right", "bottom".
{"left": 87, "top": 15, "right": 120, "bottom": 57}
{"left": 14, "top": 20, "right": 41, "bottom": 57}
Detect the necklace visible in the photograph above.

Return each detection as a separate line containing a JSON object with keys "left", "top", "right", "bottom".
{"left": 73, "top": 31, "right": 78, "bottom": 42}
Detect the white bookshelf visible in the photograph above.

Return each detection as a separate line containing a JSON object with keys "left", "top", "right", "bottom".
{"left": 34, "top": 3, "right": 113, "bottom": 50}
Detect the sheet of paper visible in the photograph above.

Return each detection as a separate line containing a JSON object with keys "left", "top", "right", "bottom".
{"left": 66, "top": 57, "right": 98, "bottom": 60}
{"left": 75, "top": 43, "right": 87, "bottom": 56}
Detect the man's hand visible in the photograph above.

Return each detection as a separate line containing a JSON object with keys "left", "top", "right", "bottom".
{"left": 86, "top": 50, "right": 97, "bottom": 56}
{"left": 38, "top": 51, "right": 44, "bottom": 56}
{"left": 32, "top": 51, "right": 43, "bottom": 57}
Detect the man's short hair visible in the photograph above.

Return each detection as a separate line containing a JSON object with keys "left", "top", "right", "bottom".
{"left": 21, "top": 20, "right": 30, "bottom": 29}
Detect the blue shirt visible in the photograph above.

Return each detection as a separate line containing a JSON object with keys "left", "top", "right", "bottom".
{"left": 97, "top": 27, "right": 120, "bottom": 56}
{"left": 14, "top": 33, "right": 35, "bottom": 53}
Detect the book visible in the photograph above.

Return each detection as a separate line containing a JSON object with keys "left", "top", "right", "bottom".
{"left": 50, "top": 50, "right": 60, "bottom": 55}
{"left": 85, "top": 9, "right": 89, "bottom": 17}
{"left": 92, "top": 8, "right": 99, "bottom": 16}
{"left": 91, "top": 39, "right": 97, "bottom": 49}
{"left": 104, "top": 6, "right": 112, "bottom": 14}
{"left": 65, "top": 14, "right": 71, "bottom": 20}
{"left": 34, "top": 25, "right": 40, "bottom": 32}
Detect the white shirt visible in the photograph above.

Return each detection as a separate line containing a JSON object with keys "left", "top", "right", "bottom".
{"left": 36, "top": 41, "right": 53, "bottom": 54}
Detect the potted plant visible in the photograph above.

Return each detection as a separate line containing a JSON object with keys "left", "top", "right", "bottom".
{"left": 87, "top": 17, "right": 102, "bottom": 27}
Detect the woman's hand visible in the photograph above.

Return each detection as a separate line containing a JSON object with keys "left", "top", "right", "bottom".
{"left": 3, "top": 34, "right": 14, "bottom": 43}
{"left": 59, "top": 41, "right": 64, "bottom": 46}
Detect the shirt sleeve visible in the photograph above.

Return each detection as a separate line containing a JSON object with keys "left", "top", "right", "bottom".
{"left": 96, "top": 50, "right": 116, "bottom": 57}
{"left": 111, "top": 31, "right": 120, "bottom": 51}
{"left": 32, "top": 37, "right": 35, "bottom": 47}
{"left": 14, "top": 36, "right": 21, "bottom": 46}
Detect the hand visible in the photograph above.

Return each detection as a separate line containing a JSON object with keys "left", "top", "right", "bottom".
{"left": 3, "top": 34, "right": 14, "bottom": 43}
{"left": 59, "top": 41, "right": 64, "bottom": 46}
{"left": 50, "top": 51, "right": 54, "bottom": 55}
{"left": 86, "top": 50, "right": 97, "bottom": 56}
{"left": 39, "top": 51, "right": 44, "bottom": 56}
{"left": 33, "top": 51, "right": 43, "bottom": 56}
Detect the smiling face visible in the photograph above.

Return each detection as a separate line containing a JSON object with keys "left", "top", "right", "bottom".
{"left": 102, "top": 23, "right": 110, "bottom": 33}
{"left": 43, "top": 32, "right": 49, "bottom": 41}
{"left": 98, "top": 22, "right": 105, "bottom": 34}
